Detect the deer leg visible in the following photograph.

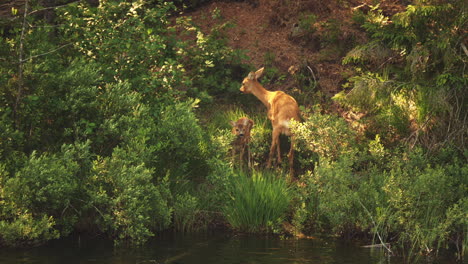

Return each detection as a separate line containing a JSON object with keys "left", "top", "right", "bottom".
{"left": 267, "top": 129, "right": 280, "bottom": 168}
{"left": 247, "top": 145, "right": 251, "bottom": 169}
{"left": 288, "top": 135, "right": 295, "bottom": 178}
{"left": 240, "top": 145, "right": 245, "bottom": 169}
{"left": 276, "top": 136, "right": 282, "bottom": 165}
{"left": 231, "top": 147, "right": 236, "bottom": 167}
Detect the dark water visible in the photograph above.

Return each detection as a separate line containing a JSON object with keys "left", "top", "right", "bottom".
{"left": 0, "top": 233, "right": 460, "bottom": 264}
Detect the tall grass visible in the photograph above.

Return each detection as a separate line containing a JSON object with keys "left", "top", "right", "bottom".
{"left": 223, "top": 170, "right": 291, "bottom": 233}
{"left": 204, "top": 106, "right": 269, "bottom": 133}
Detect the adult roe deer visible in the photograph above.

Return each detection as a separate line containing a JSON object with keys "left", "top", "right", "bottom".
{"left": 240, "top": 67, "right": 300, "bottom": 177}
{"left": 230, "top": 117, "right": 254, "bottom": 169}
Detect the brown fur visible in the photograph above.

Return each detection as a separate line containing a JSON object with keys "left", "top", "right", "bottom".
{"left": 230, "top": 117, "right": 254, "bottom": 169}
{"left": 240, "top": 67, "right": 300, "bottom": 177}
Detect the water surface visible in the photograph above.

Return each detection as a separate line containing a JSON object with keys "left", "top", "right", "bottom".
{"left": 0, "top": 233, "right": 458, "bottom": 264}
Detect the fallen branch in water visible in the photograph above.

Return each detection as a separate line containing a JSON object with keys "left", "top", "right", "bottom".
{"left": 362, "top": 243, "right": 391, "bottom": 248}
{"left": 358, "top": 199, "right": 393, "bottom": 255}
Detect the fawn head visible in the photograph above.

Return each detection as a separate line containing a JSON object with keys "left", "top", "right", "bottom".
{"left": 230, "top": 117, "right": 254, "bottom": 139}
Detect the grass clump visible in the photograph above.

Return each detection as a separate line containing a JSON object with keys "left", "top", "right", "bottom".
{"left": 223, "top": 170, "right": 291, "bottom": 233}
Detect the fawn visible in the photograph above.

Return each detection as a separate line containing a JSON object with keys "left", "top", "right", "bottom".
{"left": 230, "top": 117, "right": 254, "bottom": 169}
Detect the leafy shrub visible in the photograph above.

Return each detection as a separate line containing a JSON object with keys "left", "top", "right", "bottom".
{"left": 333, "top": 73, "right": 412, "bottom": 142}
{"left": 0, "top": 110, "right": 25, "bottom": 174}
{"left": 152, "top": 99, "right": 210, "bottom": 180}
{"left": 297, "top": 154, "right": 372, "bottom": 234}
{"left": 172, "top": 15, "right": 250, "bottom": 104}
{"left": 202, "top": 156, "right": 237, "bottom": 219}
{"left": 59, "top": 59, "right": 102, "bottom": 141}
{"left": 3, "top": 146, "right": 80, "bottom": 221}
{"left": 291, "top": 112, "right": 358, "bottom": 163}
{"left": 0, "top": 212, "right": 59, "bottom": 247}
{"left": 296, "top": 145, "right": 467, "bottom": 257}
{"left": 223, "top": 170, "right": 291, "bottom": 233}
{"left": 382, "top": 154, "right": 468, "bottom": 256}
{"left": 341, "top": 1, "right": 466, "bottom": 150}
{"left": 88, "top": 146, "right": 172, "bottom": 245}
{"left": 0, "top": 142, "right": 91, "bottom": 245}
{"left": 59, "top": 1, "right": 178, "bottom": 90}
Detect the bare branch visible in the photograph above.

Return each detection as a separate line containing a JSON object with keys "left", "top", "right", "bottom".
{"left": 306, "top": 65, "right": 317, "bottom": 84}
{"left": 21, "top": 43, "right": 73, "bottom": 62}
{"left": 14, "top": 0, "right": 29, "bottom": 128}
{"left": 358, "top": 199, "right": 394, "bottom": 255}
{"left": 27, "top": 1, "right": 80, "bottom": 16}
{"left": 461, "top": 43, "right": 468, "bottom": 57}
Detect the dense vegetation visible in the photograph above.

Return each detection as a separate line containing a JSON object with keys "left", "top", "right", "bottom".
{"left": 0, "top": 0, "right": 466, "bottom": 262}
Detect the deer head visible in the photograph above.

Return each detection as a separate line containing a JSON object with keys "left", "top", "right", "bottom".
{"left": 240, "top": 67, "right": 264, "bottom": 94}
{"left": 230, "top": 117, "right": 254, "bottom": 139}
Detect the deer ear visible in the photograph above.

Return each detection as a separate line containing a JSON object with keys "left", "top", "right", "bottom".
{"left": 247, "top": 72, "right": 256, "bottom": 80}
{"left": 230, "top": 121, "right": 236, "bottom": 127}
{"left": 246, "top": 120, "right": 254, "bottom": 130}
{"left": 254, "top": 67, "right": 264, "bottom": 79}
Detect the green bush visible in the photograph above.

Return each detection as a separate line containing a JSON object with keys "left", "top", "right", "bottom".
{"left": 298, "top": 154, "right": 372, "bottom": 234}
{"left": 3, "top": 146, "right": 79, "bottom": 221}
{"left": 295, "top": 145, "right": 467, "bottom": 257}
{"left": 0, "top": 142, "right": 91, "bottom": 245}
{"left": 152, "top": 99, "right": 210, "bottom": 180}
{"left": 0, "top": 212, "right": 59, "bottom": 247}
{"left": 333, "top": 73, "right": 412, "bottom": 142}
{"left": 291, "top": 112, "right": 358, "bottom": 163}
{"left": 180, "top": 20, "right": 250, "bottom": 103}
{"left": 223, "top": 170, "right": 291, "bottom": 233}
{"left": 0, "top": 110, "right": 25, "bottom": 174}
{"left": 88, "top": 146, "right": 172, "bottom": 245}
{"left": 341, "top": 0, "right": 466, "bottom": 149}
{"left": 382, "top": 153, "right": 468, "bottom": 256}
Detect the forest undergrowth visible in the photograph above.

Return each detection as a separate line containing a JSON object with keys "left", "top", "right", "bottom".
{"left": 0, "top": 0, "right": 466, "bottom": 262}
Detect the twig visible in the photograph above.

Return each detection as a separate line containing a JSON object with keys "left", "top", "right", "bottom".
{"left": 461, "top": 43, "right": 468, "bottom": 57}
{"left": 27, "top": 1, "right": 80, "bottom": 16}
{"left": 14, "top": 0, "right": 29, "bottom": 128}
{"left": 377, "top": 56, "right": 394, "bottom": 69}
{"left": 306, "top": 65, "right": 317, "bottom": 84}
{"left": 352, "top": 3, "right": 367, "bottom": 10}
{"left": 21, "top": 42, "right": 73, "bottom": 62}
{"left": 31, "top": 24, "right": 65, "bottom": 28}
{"left": 77, "top": 198, "right": 106, "bottom": 219}
{"left": 404, "top": 112, "right": 433, "bottom": 149}
{"left": 358, "top": 199, "right": 394, "bottom": 255}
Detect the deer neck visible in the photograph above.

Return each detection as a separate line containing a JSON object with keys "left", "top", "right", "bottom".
{"left": 251, "top": 82, "right": 273, "bottom": 109}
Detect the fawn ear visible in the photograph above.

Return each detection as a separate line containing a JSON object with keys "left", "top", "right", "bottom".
{"left": 254, "top": 67, "right": 264, "bottom": 79}
{"left": 229, "top": 121, "right": 236, "bottom": 127}
{"left": 247, "top": 72, "right": 256, "bottom": 80}
{"left": 249, "top": 119, "right": 254, "bottom": 129}
{"left": 242, "top": 118, "right": 249, "bottom": 126}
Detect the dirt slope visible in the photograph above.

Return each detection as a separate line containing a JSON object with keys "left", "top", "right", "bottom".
{"left": 185, "top": 0, "right": 405, "bottom": 98}
{"left": 185, "top": 0, "right": 359, "bottom": 96}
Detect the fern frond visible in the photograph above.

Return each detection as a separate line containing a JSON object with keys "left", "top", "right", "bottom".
{"left": 343, "top": 41, "right": 392, "bottom": 66}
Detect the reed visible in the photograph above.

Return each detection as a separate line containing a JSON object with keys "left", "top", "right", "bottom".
{"left": 223, "top": 170, "right": 291, "bottom": 233}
